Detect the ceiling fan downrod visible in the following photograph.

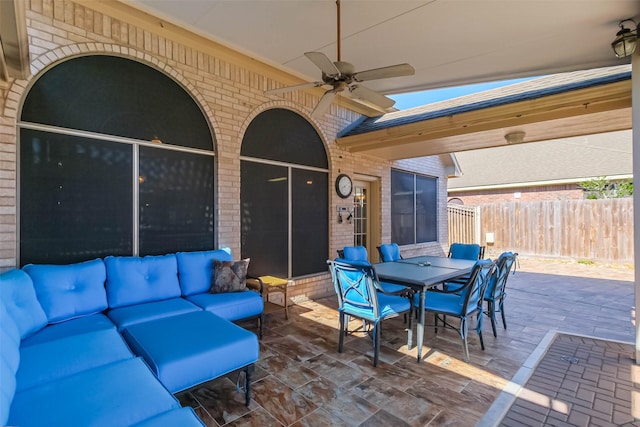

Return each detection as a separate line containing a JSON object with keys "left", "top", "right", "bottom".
{"left": 336, "top": 0, "right": 341, "bottom": 62}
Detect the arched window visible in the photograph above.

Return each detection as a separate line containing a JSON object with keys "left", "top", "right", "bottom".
{"left": 241, "top": 109, "right": 328, "bottom": 278}
{"left": 19, "top": 55, "right": 215, "bottom": 265}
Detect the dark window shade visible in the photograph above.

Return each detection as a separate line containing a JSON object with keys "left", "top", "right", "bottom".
{"left": 21, "top": 55, "right": 214, "bottom": 151}
{"left": 416, "top": 175, "right": 438, "bottom": 243}
{"left": 241, "top": 109, "right": 329, "bottom": 278}
{"left": 241, "top": 109, "right": 328, "bottom": 169}
{"left": 391, "top": 169, "right": 438, "bottom": 245}
{"left": 240, "top": 161, "right": 288, "bottom": 278}
{"left": 291, "top": 169, "right": 328, "bottom": 277}
{"left": 19, "top": 55, "right": 216, "bottom": 265}
{"left": 139, "top": 147, "right": 214, "bottom": 255}
{"left": 391, "top": 170, "right": 415, "bottom": 245}
{"left": 20, "top": 129, "right": 133, "bottom": 265}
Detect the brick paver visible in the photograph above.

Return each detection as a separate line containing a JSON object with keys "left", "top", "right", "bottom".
{"left": 500, "top": 334, "right": 640, "bottom": 426}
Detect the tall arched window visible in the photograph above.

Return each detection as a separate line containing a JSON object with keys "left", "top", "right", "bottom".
{"left": 241, "top": 109, "right": 328, "bottom": 278}
{"left": 19, "top": 55, "right": 215, "bottom": 265}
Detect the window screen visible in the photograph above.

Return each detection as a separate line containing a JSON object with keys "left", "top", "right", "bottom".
{"left": 292, "top": 169, "right": 328, "bottom": 276}
{"left": 241, "top": 109, "right": 329, "bottom": 278}
{"left": 20, "top": 129, "right": 133, "bottom": 264}
{"left": 391, "top": 169, "right": 438, "bottom": 244}
{"left": 139, "top": 147, "right": 214, "bottom": 255}
{"left": 19, "top": 55, "right": 215, "bottom": 265}
{"left": 240, "top": 161, "right": 289, "bottom": 278}
{"left": 21, "top": 55, "right": 213, "bottom": 151}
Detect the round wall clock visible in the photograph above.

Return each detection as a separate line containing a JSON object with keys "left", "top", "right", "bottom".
{"left": 335, "top": 173, "right": 353, "bottom": 199}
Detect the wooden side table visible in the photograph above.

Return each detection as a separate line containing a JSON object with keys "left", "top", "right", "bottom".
{"left": 246, "top": 275, "right": 289, "bottom": 319}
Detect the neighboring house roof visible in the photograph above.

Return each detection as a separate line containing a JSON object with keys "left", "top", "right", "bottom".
{"left": 448, "top": 129, "right": 632, "bottom": 191}
{"left": 339, "top": 65, "right": 631, "bottom": 138}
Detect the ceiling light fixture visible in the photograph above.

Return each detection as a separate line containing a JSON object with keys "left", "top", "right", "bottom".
{"left": 504, "top": 131, "right": 526, "bottom": 144}
{"left": 612, "top": 18, "right": 637, "bottom": 58}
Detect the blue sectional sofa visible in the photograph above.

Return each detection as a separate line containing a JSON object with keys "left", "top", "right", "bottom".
{"left": 0, "top": 249, "right": 263, "bottom": 427}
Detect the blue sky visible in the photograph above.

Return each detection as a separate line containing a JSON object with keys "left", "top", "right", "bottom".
{"left": 388, "top": 77, "right": 534, "bottom": 110}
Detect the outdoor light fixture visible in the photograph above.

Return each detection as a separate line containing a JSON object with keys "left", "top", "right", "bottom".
{"left": 611, "top": 19, "right": 637, "bottom": 58}
{"left": 504, "top": 131, "right": 526, "bottom": 144}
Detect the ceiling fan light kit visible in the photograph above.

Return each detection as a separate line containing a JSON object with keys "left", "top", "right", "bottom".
{"left": 264, "top": 0, "right": 415, "bottom": 118}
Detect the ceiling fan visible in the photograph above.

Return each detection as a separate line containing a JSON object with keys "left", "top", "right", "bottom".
{"left": 265, "top": 0, "right": 415, "bottom": 118}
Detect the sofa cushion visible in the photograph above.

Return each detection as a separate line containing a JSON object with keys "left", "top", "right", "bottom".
{"left": 176, "top": 249, "right": 233, "bottom": 296}
{"left": 0, "top": 269, "right": 47, "bottom": 339}
{"left": 131, "top": 407, "right": 205, "bottom": 427}
{"left": 107, "top": 297, "right": 201, "bottom": 331}
{"left": 0, "top": 359, "right": 16, "bottom": 427}
{"left": 210, "top": 259, "right": 250, "bottom": 293}
{"left": 122, "top": 311, "right": 259, "bottom": 393}
{"left": 8, "top": 357, "right": 181, "bottom": 427}
{"left": 16, "top": 328, "right": 134, "bottom": 392}
{"left": 23, "top": 258, "right": 108, "bottom": 324}
{"left": 0, "top": 305, "right": 20, "bottom": 427}
{"left": 20, "top": 313, "right": 116, "bottom": 347}
{"left": 105, "top": 254, "right": 181, "bottom": 308}
{"left": 186, "top": 291, "right": 264, "bottom": 322}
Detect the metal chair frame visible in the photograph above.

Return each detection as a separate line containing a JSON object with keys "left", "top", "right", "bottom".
{"left": 327, "top": 259, "right": 412, "bottom": 367}
{"left": 484, "top": 252, "right": 518, "bottom": 337}
{"left": 421, "top": 259, "right": 495, "bottom": 362}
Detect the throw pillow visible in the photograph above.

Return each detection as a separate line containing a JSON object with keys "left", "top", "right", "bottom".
{"left": 210, "top": 258, "right": 250, "bottom": 293}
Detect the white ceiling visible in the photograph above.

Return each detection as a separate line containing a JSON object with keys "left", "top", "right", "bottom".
{"left": 125, "top": 0, "right": 639, "bottom": 97}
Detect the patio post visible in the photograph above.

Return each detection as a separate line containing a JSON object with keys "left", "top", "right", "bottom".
{"left": 633, "top": 48, "right": 640, "bottom": 364}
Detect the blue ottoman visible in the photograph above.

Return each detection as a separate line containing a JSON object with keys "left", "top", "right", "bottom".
{"left": 122, "top": 311, "right": 259, "bottom": 403}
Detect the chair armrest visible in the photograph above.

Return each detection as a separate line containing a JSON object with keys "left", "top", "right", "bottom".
{"left": 245, "top": 275, "right": 264, "bottom": 295}
{"left": 373, "top": 281, "right": 415, "bottom": 298}
{"left": 428, "top": 282, "right": 470, "bottom": 294}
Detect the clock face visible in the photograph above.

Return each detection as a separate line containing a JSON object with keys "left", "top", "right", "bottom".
{"left": 336, "top": 174, "right": 352, "bottom": 198}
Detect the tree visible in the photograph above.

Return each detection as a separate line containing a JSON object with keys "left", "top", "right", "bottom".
{"left": 578, "top": 176, "right": 633, "bottom": 199}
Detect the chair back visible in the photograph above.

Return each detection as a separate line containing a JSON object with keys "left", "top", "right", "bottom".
{"left": 457, "top": 259, "right": 495, "bottom": 315}
{"left": 448, "top": 243, "right": 482, "bottom": 260}
{"left": 342, "top": 246, "right": 369, "bottom": 262}
{"left": 327, "top": 260, "right": 379, "bottom": 320}
{"left": 377, "top": 243, "right": 402, "bottom": 262}
{"left": 485, "top": 252, "right": 518, "bottom": 300}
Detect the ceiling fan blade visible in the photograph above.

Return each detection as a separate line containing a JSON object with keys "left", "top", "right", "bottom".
{"left": 265, "top": 81, "right": 325, "bottom": 96}
{"left": 311, "top": 90, "right": 337, "bottom": 118}
{"left": 349, "top": 85, "right": 396, "bottom": 109}
{"left": 353, "top": 63, "right": 415, "bottom": 82}
{"left": 305, "top": 52, "right": 341, "bottom": 78}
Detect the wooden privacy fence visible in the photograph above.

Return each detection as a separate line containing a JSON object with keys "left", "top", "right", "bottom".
{"left": 477, "top": 199, "right": 633, "bottom": 263}
{"left": 448, "top": 204, "right": 480, "bottom": 246}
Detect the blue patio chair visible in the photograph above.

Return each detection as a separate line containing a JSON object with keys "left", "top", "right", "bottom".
{"left": 445, "top": 243, "right": 484, "bottom": 289}
{"left": 327, "top": 259, "right": 412, "bottom": 367}
{"left": 416, "top": 259, "right": 495, "bottom": 362}
{"left": 484, "top": 251, "right": 518, "bottom": 337}
{"left": 448, "top": 243, "right": 482, "bottom": 260}
{"left": 341, "top": 246, "right": 411, "bottom": 296}
{"left": 342, "top": 245, "right": 368, "bottom": 262}
{"left": 377, "top": 243, "right": 403, "bottom": 262}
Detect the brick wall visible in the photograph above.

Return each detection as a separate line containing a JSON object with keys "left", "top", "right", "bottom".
{"left": 0, "top": 0, "right": 449, "bottom": 302}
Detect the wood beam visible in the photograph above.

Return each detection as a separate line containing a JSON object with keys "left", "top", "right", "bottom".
{"left": 0, "top": 0, "right": 30, "bottom": 80}
{"left": 361, "top": 109, "right": 631, "bottom": 160}
{"left": 337, "top": 80, "right": 632, "bottom": 153}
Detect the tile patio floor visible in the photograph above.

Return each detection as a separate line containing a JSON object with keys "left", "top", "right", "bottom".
{"left": 177, "top": 258, "right": 636, "bottom": 426}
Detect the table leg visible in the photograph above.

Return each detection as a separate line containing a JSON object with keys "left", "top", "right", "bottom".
{"left": 417, "top": 288, "right": 425, "bottom": 362}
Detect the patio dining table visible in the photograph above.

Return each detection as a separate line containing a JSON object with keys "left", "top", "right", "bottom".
{"left": 374, "top": 255, "right": 476, "bottom": 362}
